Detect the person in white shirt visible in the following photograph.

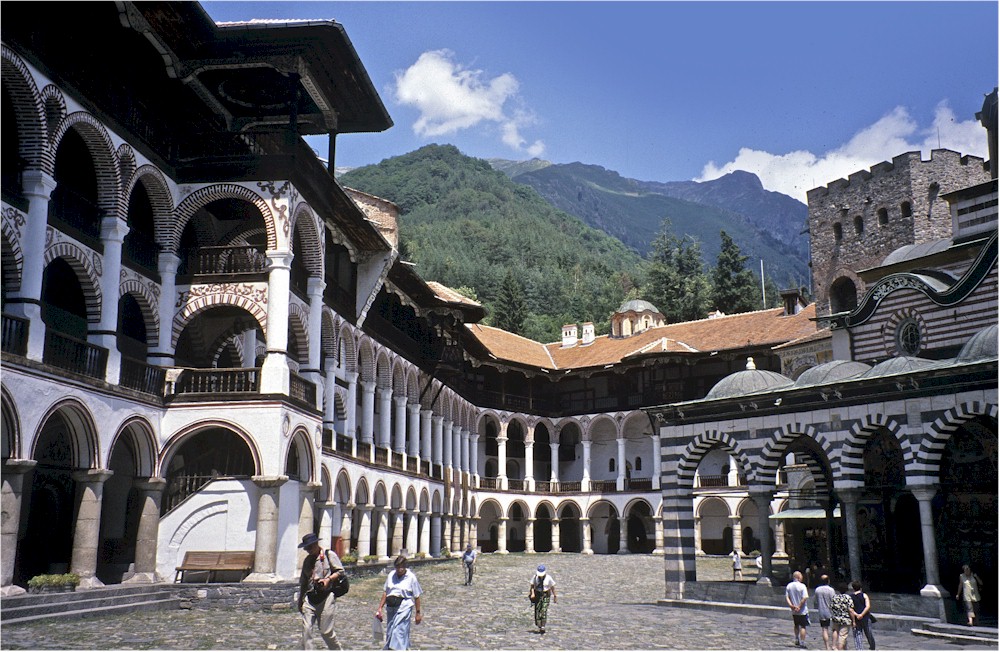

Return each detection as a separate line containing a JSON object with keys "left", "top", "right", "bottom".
{"left": 786, "top": 570, "right": 810, "bottom": 648}
{"left": 529, "top": 564, "right": 558, "bottom": 634}
{"left": 375, "top": 556, "right": 423, "bottom": 650}
{"left": 730, "top": 548, "right": 743, "bottom": 580}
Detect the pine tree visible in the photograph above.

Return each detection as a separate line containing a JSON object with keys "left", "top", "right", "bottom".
{"left": 712, "top": 231, "right": 761, "bottom": 314}
{"left": 643, "top": 219, "right": 712, "bottom": 323}
{"left": 493, "top": 270, "right": 527, "bottom": 335}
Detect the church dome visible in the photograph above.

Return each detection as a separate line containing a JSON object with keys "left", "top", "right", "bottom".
{"left": 860, "top": 356, "right": 938, "bottom": 379}
{"left": 704, "top": 357, "right": 793, "bottom": 400}
{"left": 881, "top": 238, "right": 951, "bottom": 266}
{"left": 956, "top": 324, "right": 998, "bottom": 362}
{"left": 617, "top": 299, "right": 661, "bottom": 314}
{"left": 792, "top": 360, "right": 871, "bottom": 387}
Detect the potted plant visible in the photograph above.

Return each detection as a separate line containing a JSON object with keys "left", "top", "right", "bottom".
{"left": 439, "top": 546, "right": 451, "bottom": 558}
{"left": 27, "top": 573, "right": 80, "bottom": 593}
{"left": 341, "top": 548, "right": 359, "bottom": 565}
{"left": 362, "top": 554, "right": 380, "bottom": 564}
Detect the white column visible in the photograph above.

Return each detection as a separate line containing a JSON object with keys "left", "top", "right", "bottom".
{"left": 913, "top": 486, "right": 949, "bottom": 598}
{"left": 70, "top": 469, "right": 114, "bottom": 588}
{"left": 431, "top": 514, "right": 442, "bottom": 556}
{"left": 260, "top": 251, "right": 292, "bottom": 394}
{"left": 360, "top": 381, "right": 375, "bottom": 445}
{"left": 10, "top": 171, "right": 56, "bottom": 361}
{"left": 525, "top": 518, "right": 536, "bottom": 554}
{"left": 442, "top": 419, "right": 453, "bottom": 470}
{"left": 406, "top": 511, "right": 419, "bottom": 556}
{"left": 616, "top": 437, "right": 627, "bottom": 491}
{"left": 727, "top": 454, "right": 740, "bottom": 487}
{"left": 148, "top": 253, "right": 180, "bottom": 366}
{"left": 497, "top": 518, "right": 509, "bottom": 554}
{"left": 550, "top": 442, "right": 560, "bottom": 485}
{"left": 2, "top": 460, "right": 36, "bottom": 594}
{"left": 461, "top": 428, "right": 471, "bottom": 474}
{"left": 323, "top": 365, "right": 338, "bottom": 433}
{"left": 432, "top": 416, "right": 444, "bottom": 466}
{"left": 357, "top": 505, "right": 372, "bottom": 557}
{"left": 525, "top": 433, "right": 535, "bottom": 492}
{"left": 497, "top": 430, "right": 509, "bottom": 491}
{"left": 246, "top": 475, "right": 288, "bottom": 582}
{"left": 377, "top": 388, "right": 392, "bottom": 449}
{"left": 391, "top": 511, "right": 404, "bottom": 557}
{"left": 419, "top": 512, "right": 431, "bottom": 555}
{"left": 452, "top": 424, "right": 462, "bottom": 473}
{"left": 618, "top": 516, "right": 630, "bottom": 554}
{"left": 407, "top": 404, "right": 421, "bottom": 462}
{"left": 651, "top": 433, "right": 662, "bottom": 490}
{"left": 306, "top": 278, "right": 325, "bottom": 372}
{"left": 393, "top": 395, "right": 408, "bottom": 467}
{"left": 581, "top": 517, "right": 593, "bottom": 554}
{"left": 470, "top": 433, "right": 480, "bottom": 486}
{"left": 421, "top": 409, "right": 433, "bottom": 464}
{"left": 94, "top": 216, "right": 128, "bottom": 384}
{"left": 581, "top": 440, "right": 592, "bottom": 491}
{"left": 375, "top": 509, "right": 389, "bottom": 560}
{"left": 345, "top": 372, "right": 359, "bottom": 451}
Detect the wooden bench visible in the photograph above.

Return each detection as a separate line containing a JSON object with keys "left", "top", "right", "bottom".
{"left": 174, "top": 551, "right": 255, "bottom": 583}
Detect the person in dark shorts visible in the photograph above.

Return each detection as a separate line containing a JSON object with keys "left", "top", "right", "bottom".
{"left": 814, "top": 574, "right": 836, "bottom": 650}
{"left": 786, "top": 570, "right": 810, "bottom": 648}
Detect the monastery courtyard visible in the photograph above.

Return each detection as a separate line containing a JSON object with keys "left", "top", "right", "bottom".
{"left": 1, "top": 554, "right": 992, "bottom": 650}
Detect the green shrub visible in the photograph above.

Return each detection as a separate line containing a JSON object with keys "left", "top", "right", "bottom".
{"left": 341, "top": 551, "right": 358, "bottom": 564}
{"left": 27, "top": 573, "right": 80, "bottom": 589}
{"left": 363, "top": 554, "right": 380, "bottom": 563}
{"left": 414, "top": 551, "right": 427, "bottom": 559}
{"left": 439, "top": 547, "right": 451, "bottom": 558}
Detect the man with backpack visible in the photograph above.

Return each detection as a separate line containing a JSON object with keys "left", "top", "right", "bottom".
{"left": 298, "top": 533, "right": 347, "bottom": 650}
{"left": 529, "top": 564, "right": 558, "bottom": 634}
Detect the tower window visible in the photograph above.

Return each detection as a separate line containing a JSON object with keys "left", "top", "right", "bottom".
{"left": 900, "top": 201, "right": 913, "bottom": 218}
{"left": 877, "top": 208, "right": 888, "bottom": 226}
{"left": 833, "top": 222, "right": 843, "bottom": 243}
{"left": 853, "top": 215, "right": 864, "bottom": 236}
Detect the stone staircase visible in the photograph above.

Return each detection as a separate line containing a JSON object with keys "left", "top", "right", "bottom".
{"left": 1, "top": 585, "right": 183, "bottom": 624}
{"left": 911, "top": 622, "right": 999, "bottom": 646}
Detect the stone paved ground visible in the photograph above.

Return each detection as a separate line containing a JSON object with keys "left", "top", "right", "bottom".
{"left": 1, "top": 554, "right": 992, "bottom": 650}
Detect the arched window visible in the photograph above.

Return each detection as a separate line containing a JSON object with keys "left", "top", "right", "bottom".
{"left": 877, "top": 208, "right": 889, "bottom": 226}
{"left": 609, "top": 458, "right": 616, "bottom": 473}
{"left": 833, "top": 222, "right": 843, "bottom": 243}
{"left": 853, "top": 215, "right": 864, "bottom": 236}
{"left": 635, "top": 457, "right": 642, "bottom": 471}
{"left": 900, "top": 201, "right": 913, "bottom": 218}
{"left": 829, "top": 276, "right": 858, "bottom": 314}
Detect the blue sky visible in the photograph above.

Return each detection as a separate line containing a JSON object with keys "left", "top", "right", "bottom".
{"left": 202, "top": 2, "right": 998, "bottom": 202}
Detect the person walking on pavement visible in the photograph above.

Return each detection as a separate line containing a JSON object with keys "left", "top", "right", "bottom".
{"left": 731, "top": 548, "right": 743, "bottom": 581}
{"left": 813, "top": 574, "right": 836, "bottom": 650}
{"left": 376, "top": 555, "right": 423, "bottom": 650}
{"left": 848, "top": 580, "right": 875, "bottom": 650}
{"left": 830, "top": 585, "right": 854, "bottom": 650}
{"left": 530, "top": 564, "right": 557, "bottom": 634}
{"left": 956, "top": 564, "right": 984, "bottom": 626}
{"left": 461, "top": 543, "right": 477, "bottom": 585}
{"left": 786, "top": 570, "right": 810, "bottom": 648}
{"left": 297, "top": 533, "right": 347, "bottom": 650}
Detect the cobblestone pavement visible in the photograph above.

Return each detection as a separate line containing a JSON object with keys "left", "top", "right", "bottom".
{"left": 1, "top": 554, "right": 992, "bottom": 650}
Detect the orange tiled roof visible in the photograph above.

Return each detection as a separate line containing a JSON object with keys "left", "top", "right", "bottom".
{"left": 772, "top": 325, "right": 832, "bottom": 350}
{"left": 467, "top": 305, "right": 820, "bottom": 370}
{"left": 425, "top": 281, "right": 483, "bottom": 309}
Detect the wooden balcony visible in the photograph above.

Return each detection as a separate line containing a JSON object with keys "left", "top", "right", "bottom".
{"left": 183, "top": 245, "right": 266, "bottom": 277}
{"left": 43, "top": 330, "right": 107, "bottom": 380}
{"left": 289, "top": 372, "right": 317, "bottom": 406}
{"left": 120, "top": 357, "right": 166, "bottom": 395}
{"left": 1, "top": 314, "right": 28, "bottom": 356}
{"left": 173, "top": 367, "right": 260, "bottom": 395}
{"left": 590, "top": 480, "right": 617, "bottom": 492}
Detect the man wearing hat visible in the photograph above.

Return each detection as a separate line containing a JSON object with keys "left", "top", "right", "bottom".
{"left": 529, "top": 564, "right": 557, "bottom": 634}
{"left": 297, "top": 533, "right": 346, "bottom": 650}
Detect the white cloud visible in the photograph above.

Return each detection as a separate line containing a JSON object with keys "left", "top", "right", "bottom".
{"left": 393, "top": 49, "right": 545, "bottom": 156}
{"left": 697, "top": 103, "right": 987, "bottom": 202}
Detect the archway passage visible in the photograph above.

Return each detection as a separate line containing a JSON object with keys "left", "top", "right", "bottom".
{"left": 626, "top": 502, "right": 655, "bottom": 554}
{"left": 98, "top": 432, "right": 143, "bottom": 584}
{"left": 17, "top": 413, "right": 78, "bottom": 584}
{"left": 161, "top": 427, "right": 255, "bottom": 515}
{"left": 558, "top": 505, "right": 582, "bottom": 553}
{"left": 935, "top": 416, "right": 998, "bottom": 624}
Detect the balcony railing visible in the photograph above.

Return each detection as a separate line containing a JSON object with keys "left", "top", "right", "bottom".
{"left": 626, "top": 477, "right": 653, "bottom": 491}
{"left": 374, "top": 447, "right": 388, "bottom": 466}
{"left": 391, "top": 454, "right": 405, "bottom": 471}
{"left": 173, "top": 367, "right": 260, "bottom": 395}
{"left": 508, "top": 478, "right": 524, "bottom": 491}
{"left": 1, "top": 314, "right": 28, "bottom": 356}
{"left": 184, "top": 245, "right": 266, "bottom": 276}
{"left": 48, "top": 186, "right": 101, "bottom": 242}
{"left": 590, "top": 480, "right": 617, "bottom": 492}
{"left": 420, "top": 461, "right": 431, "bottom": 476}
{"left": 695, "top": 474, "right": 749, "bottom": 488}
{"left": 356, "top": 442, "right": 371, "bottom": 460}
{"left": 534, "top": 480, "right": 551, "bottom": 492}
{"left": 120, "top": 357, "right": 166, "bottom": 395}
{"left": 406, "top": 458, "right": 418, "bottom": 473}
{"left": 336, "top": 435, "right": 352, "bottom": 454}
{"left": 123, "top": 230, "right": 159, "bottom": 276}
{"left": 560, "top": 481, "right": 582, "bottom": 492}
{"left": 479, "top": 477, "right": 498, "bottom": 490}
{"left": 43, "top": 330, "right": 107, "bottom": 380}
{"left": 289, "top": 372, "right": 317, "bottom": 405}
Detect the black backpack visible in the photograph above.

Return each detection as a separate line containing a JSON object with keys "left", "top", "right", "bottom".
{"left": 327, "top": 550, "right": 350, "bottom": 597}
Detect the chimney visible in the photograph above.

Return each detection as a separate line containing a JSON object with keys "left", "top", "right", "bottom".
{"left": 581, "top": 322, "right": 595, "bottom": 345}
{"left": 561, "top": 324, "right": 578, "bottom": 348}
{"left": 707, "top": 309, "right": 725, "bottom": 320}
{"left": 780, "top": 288, "right": 805, "bottom": 316}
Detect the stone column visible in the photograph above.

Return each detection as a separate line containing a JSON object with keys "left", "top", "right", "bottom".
{"left": 1, "top": 460, "right": 36, "bottom": 595}
{"left": 616, "top": 437, "right": 627, "bottom": 491}
{"left": 750, "top": 490, "right": 774, "bottom": 586}
{"left": 345, "top": 372, "right": 359, "bottom": 452}
{"left": 731, "top": 516, "right": 743, "bottom": 553}
{"left": 581, "top": 517, "right": 593, "bottom": 554}
{"left": 727, "top": 455, "right": 740, "bottom": 487}
{"left": 419, "top": 512, "right": 431, "bottom": 555}
{"left": 617, "top": 515, "right": 629, "bottom": 554}
{"left": 497, "top": 517, "right": 509, "bottom": 554}
{"left": 694, "top": 517, "right": 704, "bottom": 554}
{"left": 94, "top": 216, "right": 128, "bottom": 384}
{"left": 651, "top": 434, "right": 662, "bottom": 490}
{"left": 407, "top": 404, "right": 421, "bottom": 464}
{"left": 432, "top": 416, "right": 444, "bottom": 468}
{"left": 431, "top": 513, "right": 442, "bottom": 557}
{"left": 391, "top": 510, "right": 404, "bottom": 557}
{"left": 149, "top": 252, "right": 180, "bottom": 367}
{"left": 246, "top": 475, "right": 287, "bottom": 582}
{"left": 471, "top": 433, "right": 481, "bottom": 486}
{"left": 551, "top": 518, "right": 562, "bottom": 553}
{"left": 421, "top": 410, "right": 433, "bottom": 466}
{"left": 360, "top": 381, "right": 376, "bottom": 449}
{"left": 461, "top": 428, "right": 470, "bottom": 475}
{"left": 70, "top": 469, "right": 114, "bottom": 588}
{"left": 298, "top": 482, "right": 320, "bottom": 571}
{"left": 318, "top": 502, "right": 334, "bottom": 549}
{"left": 323, "top": 366, "right": 338, "bottom": 437}
{"left": 10, "top": 171, "right": 56, "bottom": 361}
{"left": 525, "top": 518, "right": 536, "bottom": 554}
{"left": 377, "top": 388, "right": 392, "bottom": 450}
{"left": 339, "top": 503, "right": 355, "bottom": 555}
{"left": 912, "top": 486, "right": 949, "bottom": 598}
{"left": 442, "top": 419, "right": 453, "bottom": 470}
{"left": 305, "top": 278, "right": 325, "bottom": 368}
{"left": 356, "top": 505, "right": 372, "bottom": 558}
{"left": 652, "top": 515, "right": 665, "bottom": 555}
{"left": 838, "top": 488, "right": 863, "bottom": 582}
{"left": 497, "top": 428, "right": 508, "bottom": 490}
{"left": 393, "top": 396, "right": 408, "bottom": 467}
{"left": 451, "top": 424, "right": 462, "bottom": 473}
{"left": 123, "top": 477, "right": 166, "bottom": 584}
{"left": 260, "top": 251, "right": 292, "bottom": 395}
{"left": 406, "top": 511, "right": 419, "bottom": 556}
{"left": 581, "top": 440, "right": 592, "bottom": 491}
{"left": 774, "top": 520, "right": 789, "bottom": 558}
{"left": 442, "top": 516, "right": 452, "bottom": 553}
{"left": 451, "top": 515, "right": 461, "bottom": 552}
{"left": 524, "top": 433, "right": 535, "bottom": 492}
{"left": 550, "top": 442, "right": 560, "bottom": 486}
{"left": 375, "top": 509, "right": 389, "bottom": 560}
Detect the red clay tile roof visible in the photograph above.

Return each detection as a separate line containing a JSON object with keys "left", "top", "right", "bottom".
{"left": 466, "top": 305, "right": 820, "bottom": 370}
{"left": 425, "top": 281, "right": 483, "bottom": 309}
{"left": 772, "top": 325, "right": 831, "bottom": 350}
